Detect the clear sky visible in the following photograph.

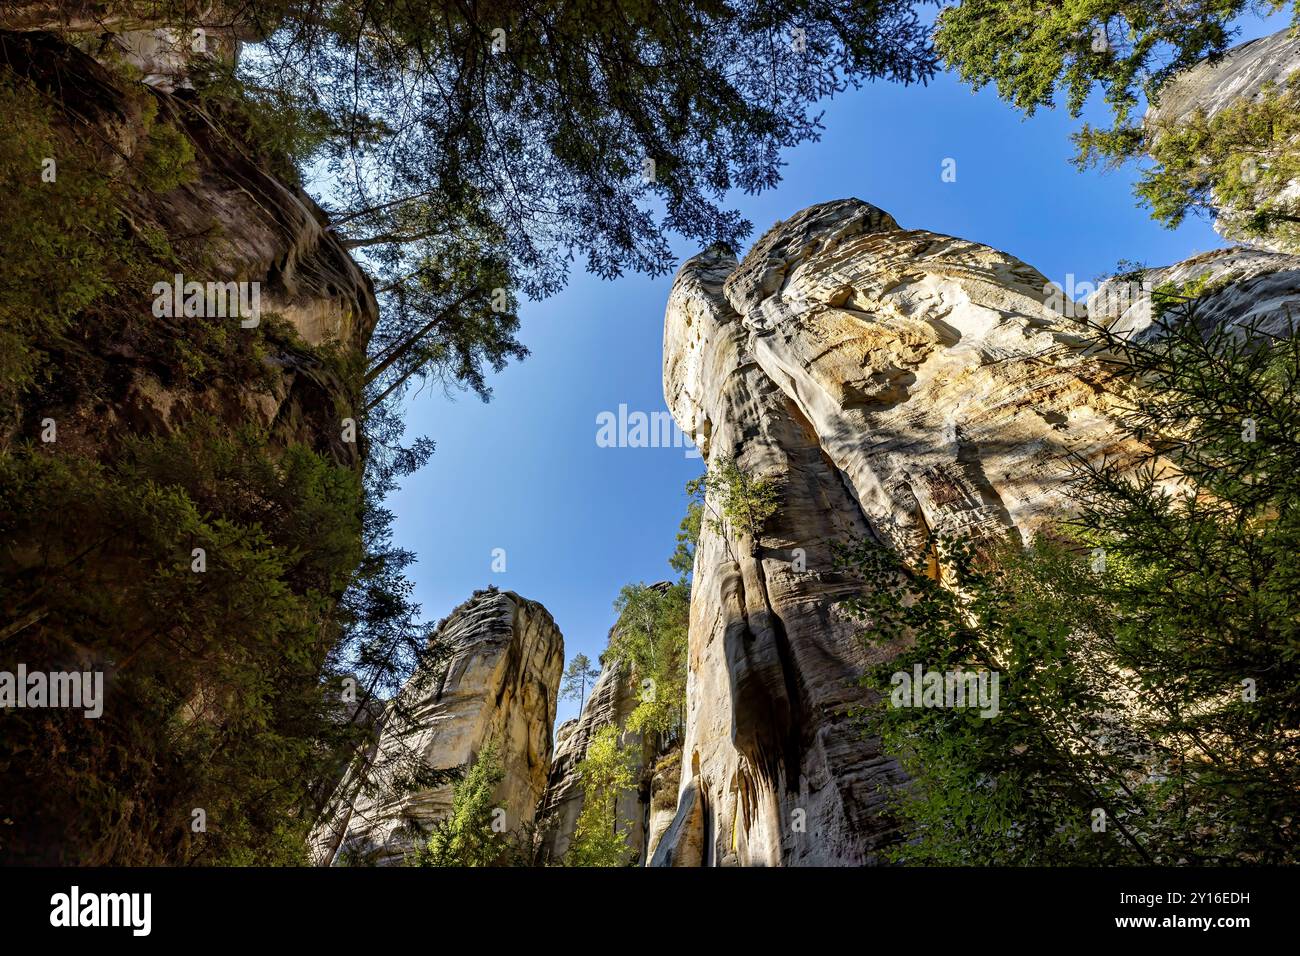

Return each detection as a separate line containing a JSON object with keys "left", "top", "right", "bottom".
{"left": 384, "top": 12, "right": 1284, "bottom": 727}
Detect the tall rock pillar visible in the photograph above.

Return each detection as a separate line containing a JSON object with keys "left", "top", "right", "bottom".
{"left": 658, "top": 199, "right": 1149, "bottom": 865}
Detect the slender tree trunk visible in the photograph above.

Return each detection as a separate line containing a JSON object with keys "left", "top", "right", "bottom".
{"left": 330, "top": 190, "right": 438, "bottom": 227}
{"left": 343, "top": 230, "right": 436, "bottom": 250}
{"left": 365, "top": 287, "right": 476, "bottom": 386}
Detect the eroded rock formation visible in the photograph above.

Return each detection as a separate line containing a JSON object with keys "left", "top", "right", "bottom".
{"left": 1147, "top": 27, "right": 1300, "bottom": 254}
{"left": 0, "top": 26, "right": 375, "bottom": 460}
{"left": 536, "top": 657, "right": 642, "bottom": 862}
{"left": 312, "top": 588, "right": 564, "bottom": 866}
{"left": 535, "top": 582, "right": 679, "bottom": 865}
{"left": 0, "top": 9, "right": 382, "bottom": 864}
{"left": 1091, "top": 246, "right": 1300, "bottom": 341}
{"left": 655, "top": 198, "right": 1160, "bottom": 865}
{"left": 0, "top": 3, "right": 254, "bottom": 91}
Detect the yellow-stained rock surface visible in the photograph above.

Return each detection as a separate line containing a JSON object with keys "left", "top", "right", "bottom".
{"left": 657, "top": 199, "right": 1153, "bottom": 865}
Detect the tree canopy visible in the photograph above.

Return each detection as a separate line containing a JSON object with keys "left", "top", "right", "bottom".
{"left": 936, "top": 1, "right": 1300, "bottom": 246}
{"left": 209, "top": 0, "right": 937, "bottom": 405}
{"left": 936, "top": 0, "right": 1292, "bottom": 123}
{"left": 566, "top": 724, "right": 637, "bottom": 867}
{"left": 418, "top": 741, "right": 511, "bottom": 866}
{"left": 608, "top": 582, "right": 690, "bottom": 740}
{"left": 1076, "top": 70, "right": 1300, "bottom": 247}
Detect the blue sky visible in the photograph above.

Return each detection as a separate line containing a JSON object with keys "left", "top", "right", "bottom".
{"left": 385, "top": 13, "right": 1283, "bottom": 726}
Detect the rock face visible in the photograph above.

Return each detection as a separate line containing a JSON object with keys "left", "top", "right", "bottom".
{"left": 0, "top": 12, "right": 379, "bottom": 863}
{"left": 1151, "top": 29, "right": 1300, "bottom": 123}
{"left": 312, "top": 589, "right": 564, "bottom": 866}
{"left": 1147, "top": 27, "right": 1300, "bottom": 253}
{"left": 656, "top": 198, "right": 1155, "bottom": 865}
{"left": 0, "top": 3, "right": 254, "bottom": 91}
{"left": 644, "top": 749, "right": 683, "bottom": 857}
{"left": 535, "top": 581, "right": 678, "bottom": 865}
{"left": 648, "top": 778, "right": 704, "bottom": 867}
{"left": 535, "top": 657, "right": 644, "bottom": 863}
{"left": 1091, "top": 246, "right": 1300, "bottom": 342}
{"left": 0, "top": 27, "right": 375, "bottom": 461}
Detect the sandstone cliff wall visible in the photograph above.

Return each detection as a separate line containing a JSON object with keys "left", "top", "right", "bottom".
{"left": 535, "top": 658, "right": 646, "bottom": 863}
{"left": 535, "top": 582, "right": 679, "bottom": 865}
{"left": 1092, "top": 246, "right": 1300, "bottom": 341}
{"left": 0, "top": 26, "right": 375, "bottom": 461}
{"left": 313, "top": 589, "right": 563, "bottom": 866}
{"left": 0, "top": 11, "right": 381, "bottom": 863}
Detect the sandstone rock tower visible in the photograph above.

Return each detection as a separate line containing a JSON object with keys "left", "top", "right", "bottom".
{"left": 312, "top": 589, "right": 563, "bottom": 866}
{"left": 654, "top": 198, "right": 1153, "bottom": 865}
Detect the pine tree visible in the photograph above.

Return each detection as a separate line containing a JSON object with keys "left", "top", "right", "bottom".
{"left": 560, "top": 653, "right": 601, "bottom": 712}
{"left": 841, "top": 294, "right": 1300, "bottom": 864}
{"left": 419, "top": 742, "right": 510, "bottom": 867}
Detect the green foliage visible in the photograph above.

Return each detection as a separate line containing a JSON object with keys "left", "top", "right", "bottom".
{"left": 841, "top": 296, "right": 1300, "bottom": 865}
{"left": 936, "top": 0, "right": 1288, "bottom": 122}
{"left": 0, "top": 421, "right": 366, "bottom": 864}
{"left": 244, "top": 0, "right": 935, "bottom": 280}
{"left": 360, "top": 217, "right": 527, "bottom": 406}
{"left": 418, "top": 742, "right": 510, "bottom": 867}
{"left": 0, "top": 73, "right": 123, "bottom": 407}
{"left": 608, "top": 583, "right": 690, "bottom": 741}
{"left": 560, "top": 653, "right": 601, "bottom": 711}
{"left": 1149, "top": 271, "right": 1233, "bottom": 320}
{"left": 135, "top": 98, "right": 199, "bottom": 193}
{"left": 0, "top": 408, "right": 449, "bottom": 866}
{"left": 192, "top": 61, "right": 336, "bottom": 188}
{"left": 1121, "top": 72, "right": 1298, "bottom": 245}
{"left": 221, "top": 0, "right": 935, "bottom": 405}
{"left": 556, "top": 500, "right": 698, "bottom": 868}
{"left": 1075, "top": 70, "right": 1300, "bottom": 248}
{"left": 0, "top": 25, "right": 449, "bottom": 867}
{"left": 687, "top": 456, "right": 779, "bottom": 556}
{"left": 668, "top": 498, "right": 703, "bottom": 577}
{"left": 939, "top": 1, "right": 1300, "bottom": 246}
{"left": 0, "top": 56, "right": 287, "bottom": 423}
{"left": 841, "top": 532, "right": 1151, "bottom": 864}
{"left": 566, "top": 725, "right": 636, "bottom": 867}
